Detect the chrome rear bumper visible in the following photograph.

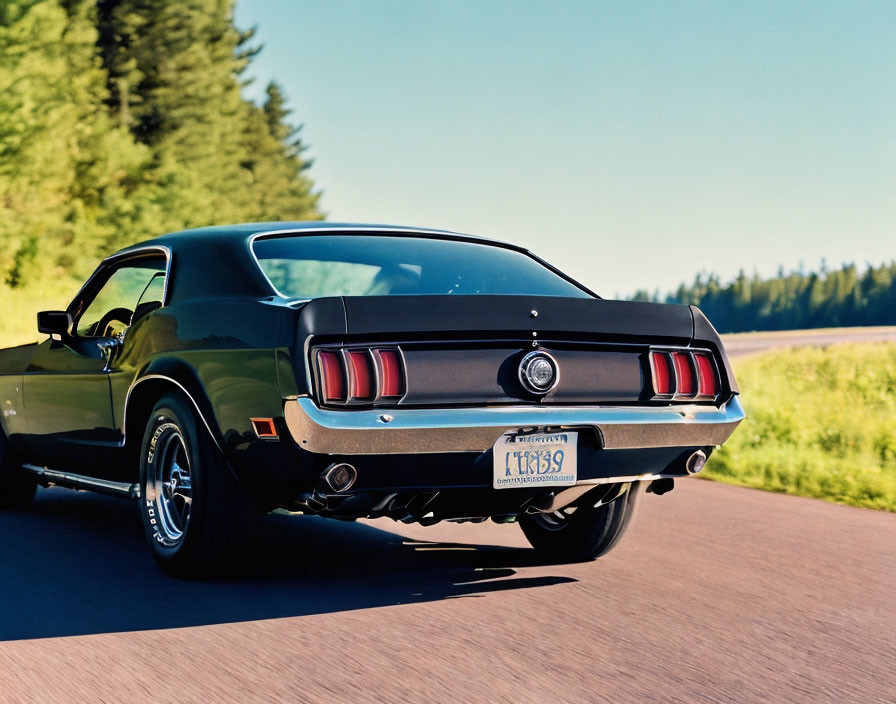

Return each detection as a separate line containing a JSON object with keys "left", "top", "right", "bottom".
{"left": 283, "top": 396, "right": 745, "bottom": 455}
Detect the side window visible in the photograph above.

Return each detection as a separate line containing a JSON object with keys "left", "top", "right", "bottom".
{"left": 74, "top": 256, "right": 167, "bottom": 338}
{"left": 132, "top": 272, "right": 166, "bottom": 324}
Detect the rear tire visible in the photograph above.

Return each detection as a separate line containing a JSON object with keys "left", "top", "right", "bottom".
{"left": 0, "top": 430, "right": 36, "bottom": 510}
{"left": 519, "top": 483, "right": 641, "bottom": 563}
{"left": 138, "top": 392, "right": 258, "bottom": 576}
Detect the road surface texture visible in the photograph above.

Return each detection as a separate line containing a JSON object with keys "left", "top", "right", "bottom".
{"left": 2, "top": 327, "right": 894, "bottom": 703}
{"left": 721, "top": 325, "right": 896, "bottom": 358}
{"left": 1, "top": 480, "right": 893, "bottom": 703}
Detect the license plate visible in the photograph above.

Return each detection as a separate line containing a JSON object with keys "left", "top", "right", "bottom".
{"left": 493, "top": 431, "right": 577, "bottom": 489}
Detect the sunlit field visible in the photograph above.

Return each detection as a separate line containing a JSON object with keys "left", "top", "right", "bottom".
{"left": 707, "top": 342, "right": 896, "bottom": 512}
{"left": 1, "top": 281, "right": 79, "bottom": 348}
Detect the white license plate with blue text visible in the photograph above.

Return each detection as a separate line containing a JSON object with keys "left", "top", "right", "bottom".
{"left": 493, "top": 431, "right": 577, "bottom": 489}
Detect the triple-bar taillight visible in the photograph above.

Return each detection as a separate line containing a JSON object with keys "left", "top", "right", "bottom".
{"left": 315, "top": 348, "right": 405, "bottom": 405}
{"left": 649, "top": 348, "right": 718, "bottom": 401}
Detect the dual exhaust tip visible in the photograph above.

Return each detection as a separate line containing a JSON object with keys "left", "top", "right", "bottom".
{"left": 321, "top": 453, "right": 705, "bottom": 494}
{"left": 322, "top": 462, "right": 358, "bottom": 493}
{"left": 685, "top": 449, "right": 708, "bottom": 475}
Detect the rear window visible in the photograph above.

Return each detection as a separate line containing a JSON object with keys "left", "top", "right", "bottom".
{"left": 252, "top": 234, "right": 592, "bottom": 299}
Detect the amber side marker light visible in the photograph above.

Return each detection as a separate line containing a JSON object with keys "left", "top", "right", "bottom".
{"left": 251, "top": 418, "right": 278, "bottom": 439}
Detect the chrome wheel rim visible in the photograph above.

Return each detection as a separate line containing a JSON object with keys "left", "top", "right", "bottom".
{"left": 149, "top": 424, "right": 193, "bottom": 546}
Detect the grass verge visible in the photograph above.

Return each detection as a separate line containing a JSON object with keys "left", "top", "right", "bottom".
{"left": 1, "top": 281, "right": 80, "bottom": 348}
{"left": 705, "top": 342, "right": 896, "bottom": 512}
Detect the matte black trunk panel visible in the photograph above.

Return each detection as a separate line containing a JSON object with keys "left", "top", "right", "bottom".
{"left": 340, "top": 295, "right": 693, "bottom": 343}
{"left": 294, "top": 294, "right": 739, "bottom": 405}
{"left": 400, "top": 345, "right": 647, "bottom": 405}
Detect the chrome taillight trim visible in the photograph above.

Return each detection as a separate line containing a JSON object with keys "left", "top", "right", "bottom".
{"left": 313, "top": 345, "right": 407, "bottom": 406}
{"left": 648, "top": 350, "right": 675, "bottom": 399}
{"left": 649, "top": 346, "right": 720, "bottom": 403}
{"left": 317, "top": 349, "right": 348, "bottom": 403}
{"left": 692, "top": 351, "right": 720, "bottom": 401}
{"left": 344, "top": 348, "right": 377, "bottom": 402}
{"left": 371, "top": 348, "right": 405, "bottom": 399}
{"left": 670, "top": 351, "right": 697, "bottom": 401}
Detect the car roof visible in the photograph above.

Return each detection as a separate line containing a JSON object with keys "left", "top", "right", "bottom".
{"left": 117, "top": 222, "right": 520, "bottom": 255}
{"left": 108, "top": 222, "right": 584, "bottom": 304}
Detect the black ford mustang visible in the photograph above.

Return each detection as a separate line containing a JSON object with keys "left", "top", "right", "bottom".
{"left": 0, "top": 223, "right": 744, "bottom": 574}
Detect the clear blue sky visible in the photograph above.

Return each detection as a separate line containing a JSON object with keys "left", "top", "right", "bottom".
{"left": 235, "top": 0, "right": 895, "bottom": 297}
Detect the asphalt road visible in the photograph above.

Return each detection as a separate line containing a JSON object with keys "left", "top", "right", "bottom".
{"left": 1, "top": 480, "right": 893, "bottom": 703}
{"left": 2, "top": 327, "right": 895, "bottom": 703}
{"left": 721, "top": 325, "right": 896, "bottom": 358}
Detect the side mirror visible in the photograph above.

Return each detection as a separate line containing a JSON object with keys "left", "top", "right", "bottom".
{"left": 37, "top": 310, "right": 72, "bottom": 336}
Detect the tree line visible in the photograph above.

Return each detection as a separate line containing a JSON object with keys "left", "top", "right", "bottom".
{"left": 630, "top": 261, "right": 896, "bottom": 333}
{"left": 0, "top": 0, "right": 319, "bottom": 289}
{"left": 3, "top": 0, "right": 892, "bottom": 338}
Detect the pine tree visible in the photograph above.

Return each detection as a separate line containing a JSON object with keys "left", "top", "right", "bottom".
{"left": 1, "top": 0, "right": 320, "bottom": 290}
{"left": 657, "top": 261, "right": 896, "bottom": 333}
{"left": 263, "top": 82, "right": 291, "bottom": 143}
{"left": 0, "top": 0, "right": 150, "bottom": 285}
{"left": 94, "top": 0, "right": 319, "bottom": 230}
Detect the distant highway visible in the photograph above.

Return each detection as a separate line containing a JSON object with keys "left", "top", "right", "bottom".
{"left": 721, "top": 325, "right": 896, "bottom": 358}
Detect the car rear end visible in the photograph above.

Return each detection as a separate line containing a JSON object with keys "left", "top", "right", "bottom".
{"left": 275, "top": 291, "right": 743, "bottom": 524}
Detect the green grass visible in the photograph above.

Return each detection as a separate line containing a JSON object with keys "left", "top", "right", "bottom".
{"left": 1, "top": 281, "right": 80, "bottom": 348}
{"left": 705, "top": 342, "right": 896, "bottom": 511}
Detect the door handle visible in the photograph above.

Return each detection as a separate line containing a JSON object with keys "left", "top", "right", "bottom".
{"left": 96, "top": 338, "right": 122, "bottom": 372}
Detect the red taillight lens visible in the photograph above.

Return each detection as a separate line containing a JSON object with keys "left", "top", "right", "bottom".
{"left": 650, "top": 351, "right": 673, "bottom": 395}
{"left": 317, "top": 347, "right": 405, "bottom": 404}
{"left": 651, "top": 347, "right": 718, "bottom": 401}
{"left": 349, "top": 350, "right": 374, "bottom": 400}
{"left": 671, "top": 352, "right": 695, "bottom": 396}
{"left": 695, "top": 353, "right": 717, "bottom": 397}
{"left": 319, "top": 351, "right": 346, "bottom": 402}
{"left": 378, "top": 349, "right": 403, "bottom": 397}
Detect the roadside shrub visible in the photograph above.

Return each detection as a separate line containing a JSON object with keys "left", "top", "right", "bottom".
{"left": 705, "top": 342, "right": 896, "bottom": 511}
{"left": 0, "top": 280, "right": 80, "bottom": 348}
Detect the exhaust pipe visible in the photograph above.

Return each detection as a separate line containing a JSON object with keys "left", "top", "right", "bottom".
{"left": 321, "top": 462, "right": 358, "bottom": 493}
{"left": 685, "top": 450, "right": 708, "bottom": 475}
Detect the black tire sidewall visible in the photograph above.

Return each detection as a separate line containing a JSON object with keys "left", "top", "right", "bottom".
{"left": 139, "top": 393, "right": 207, "bottom": 567}
{"left": 520, "top": 484, "right": 640, "bottom": 562}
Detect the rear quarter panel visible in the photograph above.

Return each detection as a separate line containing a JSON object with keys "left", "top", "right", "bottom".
{"left": 112, "top": 299, "right": 308, "bottom": 487}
